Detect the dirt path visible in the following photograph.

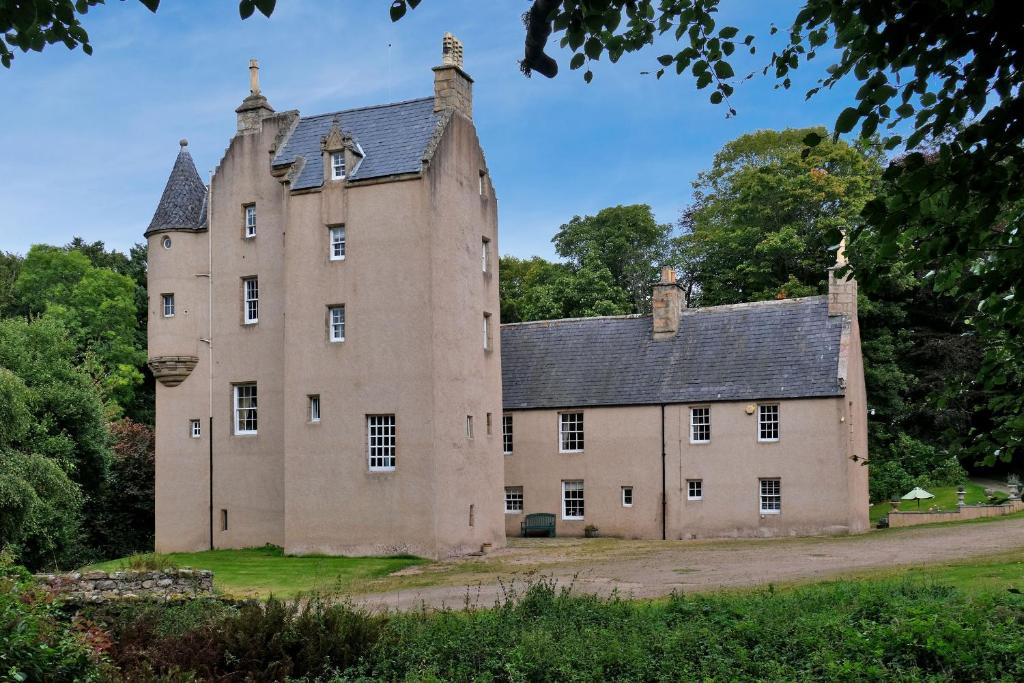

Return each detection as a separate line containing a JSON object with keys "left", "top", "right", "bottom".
{"left": 351, "top": 516, "right": 1024, "bottom": 611}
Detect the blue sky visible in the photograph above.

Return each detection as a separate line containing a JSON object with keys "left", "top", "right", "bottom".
{"left": 0, "top": 0, "right": 859, "bottom": 260}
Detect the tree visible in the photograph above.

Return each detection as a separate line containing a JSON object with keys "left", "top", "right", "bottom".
{"left": 677, "top": 128, "right": 883, "bottom": 306}
{"left": 499, "top": 254, "right": 632, "bottom": 323}
{"left": 553, "top": 204, "right": 672, "bottom": 313}
{"left": 14, "top": 244, "right": 145, "bottom": 413}
{"left": 92, "top": 419, "right": 155, "bottom": 558}
{"left": 0, "top": 251, "right": 21, "bottom": 318}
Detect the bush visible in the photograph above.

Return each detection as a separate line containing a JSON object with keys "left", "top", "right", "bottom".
{"left": 118, "top": 552, "right": 177, "bottom": 571}
{"left": 0, "top": 552, "right": 104, "bottom": 681}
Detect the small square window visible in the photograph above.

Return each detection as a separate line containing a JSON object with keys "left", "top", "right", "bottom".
{"left": 329, "top": 226, "right": 346, "bottom": 261}
{"left": 504, "top": 486, "right": 523, "bottom": 514}
{"left": 621, "top": 486, "right": 633, "bottom": 507}
{"left": 502, "top": 414, "right": 513, "bottom": 455}
{"left": 308, "top": 395, "right": 320, "bottom": 423}
{"left": 690, "top": 407, "right": 710, "bottom": 443}
{"left": 758, "top": 404, "right": 779, "bottom": 442}
{"left": 190, "top": 419, "right": 201, "bottom": 438}
{"left": 328, "top": 305, "right": 345, "bottom": 342}
{"left": 162, "top": 293, "right": 175, "bottom": 317}
{"left": 244, "top": 204, "right": 256, "bottom": 239}
{"left": 760, "top": 478, "right": 781, "bottom": 513}
{"left": 687, "top": 479, "right": 703, "bottom": 501}
{"left": 559, "top": 412, "right": 584, "bottom": 453}
{"left": 331, "top": 152, "right": 346, "bottom": 180}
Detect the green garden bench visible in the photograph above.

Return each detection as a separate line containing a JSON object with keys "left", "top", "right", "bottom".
{"left": 521, "top": 513, "right": 556, "bottom": 537}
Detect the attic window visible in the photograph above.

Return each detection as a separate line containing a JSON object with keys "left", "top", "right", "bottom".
{"left": 331, "top": 152, "right": 345, "bottom": 180}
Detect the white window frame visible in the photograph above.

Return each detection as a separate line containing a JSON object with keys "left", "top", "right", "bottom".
{"left": 244, "top": 204, "right": 256, "bottom": 239}
{"left": 190, "top": 419, "right": 201, "bottom": 438}
{"left": 331, "top": 151, "right": 346, "bottom": 180}
{"left": 690, "top": 406, "right": 710, "bottom": 443}
{"left": 367, "top": 414, "right": 396, "bottom": 472}
{"left": 483, "top": 312, "right": 492, "bottom": 351}
{"left": 621, "top": 486, "right": 633, "bottom": 507}
{"left": 687, "top": 479, "right": 703, "bottom": 501}
{"left": 562, "top": 480, "right": 584, "bottom": 520}
{"left": 328, "top": 305, "right": 345, "bottom": 342}
{"left": 308, "top": 395, "right": 320, "bottom": 423}
{"left": 466, "top": 415, "right": 474, "bottom": 439}
{"left": 233, "top": 383, "right": 257, "bottom": 436}
{"left": 558, "top": 412, "right": 584, "bottom": 453}
{"left": 481, "top": 237, "right": 490, "bottom": 273}
{"left": 504, "top": 486, "right": 523, "bottom": 514}
{"left": 760, "top": 478, "right": 781, "bottom": 514}
{"left": 329, "top": 225, "right": 346, "bottom": 261}
{"left": 502, "top": 414, "right": 513, "bottom": 455}
{"left": 243, "top": 277, "right": 259, "bottom": 324}
{"left": 758, "top": 404, "right": 780, "bottom": 442}
{"left": 162, "top": 293, "right": 175, "bottom": 318}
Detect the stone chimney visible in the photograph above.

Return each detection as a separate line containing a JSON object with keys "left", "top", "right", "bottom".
{"left": 236, "top": 59, "right": 275, "bottom": 134}
{"left": 828, "top": 236, "right": 857, "bottom": 317}
{"left": 652, "top": 267, "right": 683, "bottom": 341}
{"left": 432, "top": 32, "right": 473, "bottom": 119}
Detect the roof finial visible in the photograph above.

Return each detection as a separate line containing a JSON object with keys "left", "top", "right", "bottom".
{"left": 835, "top": 233, "right": 848, "bottom": 268}
{"left": 179, "top": 138, "right": 188, "bottom": 148}
{"left": 249, "top": 58, "right": 260, "bottom": 95}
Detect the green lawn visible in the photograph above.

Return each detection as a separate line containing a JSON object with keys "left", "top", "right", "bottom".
{"left": 86, "top": 545, "right": 425, "bottom": 598}
{"left": 868, "top": 482, "right": 990, "bottom": 525}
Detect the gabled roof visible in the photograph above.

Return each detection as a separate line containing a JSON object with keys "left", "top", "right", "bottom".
{"left": 500, "top": 296, "right": 845, "bottom": 410}
{"left": 271, "top": 97, "right": 441, "bottom": 190}
{"left": 146, "top": 142, "right": 208, "bottom": 236}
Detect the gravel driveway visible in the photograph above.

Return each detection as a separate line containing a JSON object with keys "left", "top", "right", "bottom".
{"left": 352, "top": 516, "right": 1024, "bottom": 610}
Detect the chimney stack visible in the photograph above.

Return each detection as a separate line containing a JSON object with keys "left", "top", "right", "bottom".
{"left": 652, "top": 267, "right": 683, "bottom": 341}
{"left": 828, "top": 236, "right": 857, "bottom": 317}
{"left": 432, "top": 32, "right": 473, "bottom": 119}
{"left": 236, "top": 58, "right": 275, "bottom": 134}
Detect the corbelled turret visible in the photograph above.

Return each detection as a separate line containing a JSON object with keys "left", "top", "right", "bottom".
{"left": 146, "top": 139, "right": 208, "bottom": 236}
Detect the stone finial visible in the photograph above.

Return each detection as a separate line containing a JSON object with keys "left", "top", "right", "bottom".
{"left": 236, "top": 58, "right": 275, "bottom": 134}
{"left": 179, "top": 138, "right": 188, "bottom": 148}
{"left": 442, "top": 32, "right": 464, "bottom": 68}
{"left": 828, "top": 233, "right": 857, "bottom": 317}
{"left": 652, "top": 266, "right": 683, "bottom": 341}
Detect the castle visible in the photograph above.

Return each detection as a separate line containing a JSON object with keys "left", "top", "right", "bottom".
{"left": 146, "top": 35, "right": 868, "bottom": 559}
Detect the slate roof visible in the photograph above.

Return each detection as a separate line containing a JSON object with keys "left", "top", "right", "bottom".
{"left": 146, "top": 143, "right": 208, "bottom": 236}
{"left": 501, "top": 296, "right": 845, "bottom": 410}
{"left": 272, "top": 97, "right": 441, "bottom": 190}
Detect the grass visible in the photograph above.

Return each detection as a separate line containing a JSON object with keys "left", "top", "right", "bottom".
{"left": 86, "top": 545, "right": 425, "bottom": 598}
{"left": 868, "top": 482, "right": 991, "bottom": 525}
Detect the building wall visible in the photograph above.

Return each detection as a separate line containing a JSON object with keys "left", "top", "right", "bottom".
{"left": 152, "top": 108, "right": 504, "bottom": 559}
{"left": 504, "top": 396, "right": 868, "bottom": 539}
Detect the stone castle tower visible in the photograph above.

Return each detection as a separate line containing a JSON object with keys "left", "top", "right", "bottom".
{"left": 146, "top": 34, "right": 505, "bottom": 559}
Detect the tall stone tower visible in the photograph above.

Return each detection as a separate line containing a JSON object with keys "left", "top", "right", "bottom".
{"left": 147, "top": 35, "right": 505, "bottom": 559}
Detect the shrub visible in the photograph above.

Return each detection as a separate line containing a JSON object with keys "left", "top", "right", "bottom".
{"left": 0, "top": 552, "right": 104, "bottom": 681}
{"left": 119, "top": 552, "right": 177, "bottom": 571}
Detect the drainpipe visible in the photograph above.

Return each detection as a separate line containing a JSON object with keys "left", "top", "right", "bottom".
{"left": 661, "top": 403, "right": 667, "bottom": 540}
{"left": 207, "top": 169, "right": 215, "bottom": 550}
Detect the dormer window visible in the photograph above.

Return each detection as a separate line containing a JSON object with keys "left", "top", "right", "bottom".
{"left": 331, "top": 152, "right": 345, "bottom": 180}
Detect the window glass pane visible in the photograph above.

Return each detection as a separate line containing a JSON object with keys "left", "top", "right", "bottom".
{"left": 690, "top": 407, "right": 710, "bottom": 442}
{"left": 368, "top": 415, "right": 396, "bottom": 470}
{"left": 244, "top": 278, "right": 259, "bottom": 323}
{"left": 760, "top": 478, "right": 781, "bottom": 512}
{"left": 559, "top": 413, "right": 584, "bottom": 452}
{"left": 688, "top": 479, "right": 703, "bottom": 500}
{"left": 562, "top": 480, "right": 584, "bottom": 519}
{"left": 329, "top": 226, "right": 346, "bottom": 259}
{"left": 234, "top": 384, "right": 257, "bottom": 434}
{"left": 329, "top": 306, "right": 345, "bottom": 341}
{"left": 309, "top": 396, "right": 320, "bottom": 421}
{"left": 502, "top": 415, "right": 513, "bottom": 454}
{"left": 758, "top": 404, "right": 779, "bottom": 441}
{"left": 504, "top": 486, "right": 523, "bottom": 513}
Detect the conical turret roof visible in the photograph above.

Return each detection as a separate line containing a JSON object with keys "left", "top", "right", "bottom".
{"left": 146, "top": 140, "right": 208, "bottom": 236}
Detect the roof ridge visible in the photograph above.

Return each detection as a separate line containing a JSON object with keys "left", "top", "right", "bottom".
{"left": 301, "top": 96, "right": 433, "bottom": 120}
{"left": 502, "top": 314, "right": 646, "bottom": 328}
{"left": 681, "top": 295, "right": 826, "bottom": 315}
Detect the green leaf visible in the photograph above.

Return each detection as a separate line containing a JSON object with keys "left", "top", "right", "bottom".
{"left": 138, "top": 0, "right": 160, "bottom": 12}
{"left": 657, "top": 54, "right": 674, "bottom": 67}
{"left": 713, "top": 61, "right": 734, "bottom": 79}
{"left": 239, "top": 0, "right": 255, "bottom": 20}
{"left": 719, "top": 26, "right": 739, "bottom": 39}
{"left": 389, "top": 1, "right": 406, "bottom": 22}
{"left": 802, "top": 131, "right": 822, "bottom": 147}
{"left": 835, "top": 107, "right": 860, "bottom": 134}
{"left": 583, "top": 70, "right": 593, "bottom": 84}
{"left": 254, "top": 0, "right": 276, "bottom": 17}
{"left": 570, "top": 53, "right": 585, "bottom": 70}
{"left": 710, "top": 91, "right": 723, "bottom": 104}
